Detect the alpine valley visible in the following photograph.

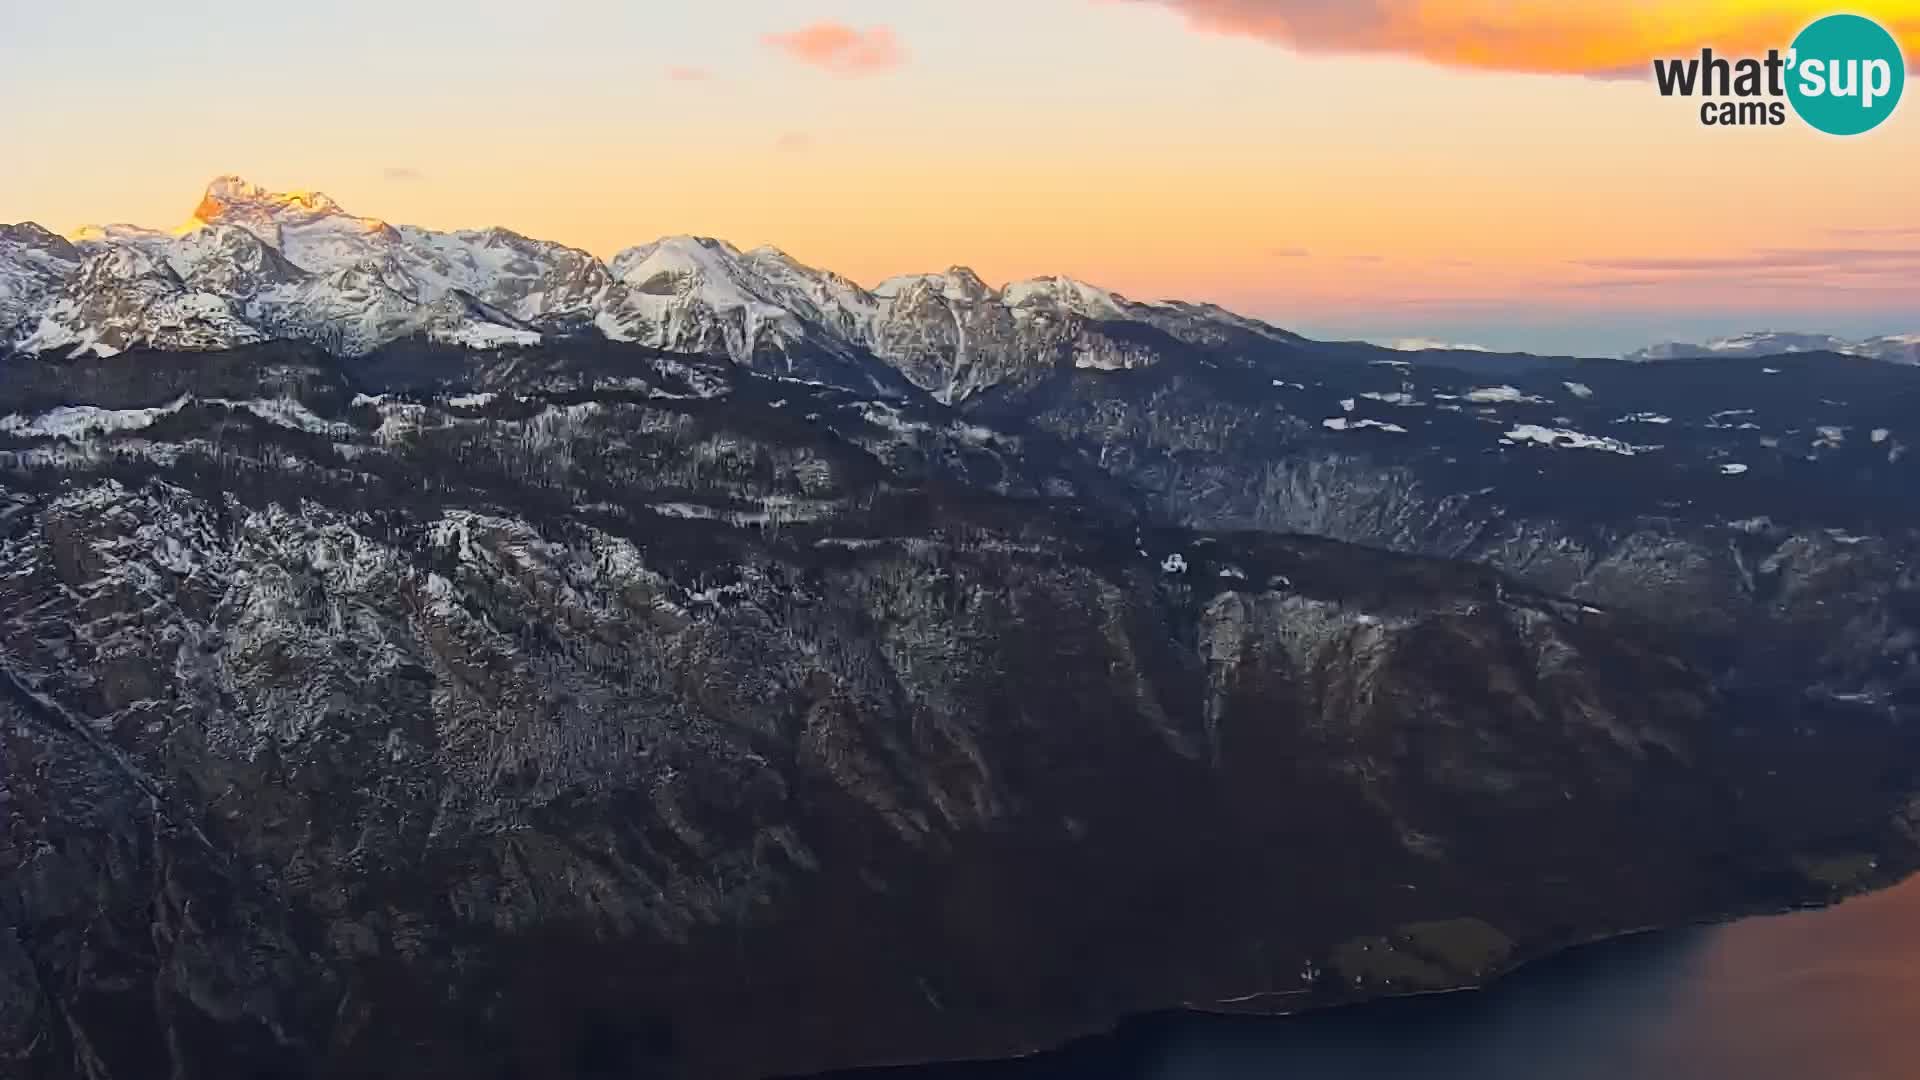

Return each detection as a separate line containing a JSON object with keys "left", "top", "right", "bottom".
{"left": 2, "top": 179, "right": 1918, "bottom": 1080}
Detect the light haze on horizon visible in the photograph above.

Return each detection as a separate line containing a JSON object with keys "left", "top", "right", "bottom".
{"left": 3, "top": 0, "right": 1917, "bottom": 356}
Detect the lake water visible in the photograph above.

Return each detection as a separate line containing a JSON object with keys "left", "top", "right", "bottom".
{"left": 864, "top": 875, "right": 1920, "bottom": 1080}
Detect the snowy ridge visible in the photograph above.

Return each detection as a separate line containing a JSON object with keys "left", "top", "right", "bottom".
{"left": 1389, "top": 337, "right": 1492, "bottom": 353}
{"left": 3, "top": 176, "right": 1307, "bottom": 398}
{"left": 5, "top": 177, "right": 575, "bottom": 359}
{"left": 0, "top": 393, "right": 351, "bottom": 439}
{"left": 1628, "top": 331, "right": 1920, "bottom": 366}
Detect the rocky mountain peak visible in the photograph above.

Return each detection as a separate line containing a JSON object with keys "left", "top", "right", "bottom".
{"left": 167, "top": 223, "right": 306, "bottom": 294}
{"left": 935, "top": 266, "right": 994, "bottom": 299}
{"left": 73, "top": 243, "right": 179, "bottom": 288}
{"left": 871, "top": 267, "right": 993, "bottom": 304}
{"left": 179, "top": 175, "right": 395, "bottom": 260}
{"left": 0, "top": 222, "right": 80, "bottom": 262}
{"left": 194, "top": 174, "right": 345, "bottom": 223}
{"left": 1003, "top": 275, "right": 1127, "bottom": 319}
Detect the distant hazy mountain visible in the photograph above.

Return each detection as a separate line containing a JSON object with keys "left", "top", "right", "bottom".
{"left": 1387, "top": 336, "right": 1493, "bottom": 353}
{"left": 1627, "top": 330, "right": 1920, "bottom": 365}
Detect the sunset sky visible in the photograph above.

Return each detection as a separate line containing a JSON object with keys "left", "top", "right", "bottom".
{"left": 2, "top": 0, "right": 1916, "bottom": 355}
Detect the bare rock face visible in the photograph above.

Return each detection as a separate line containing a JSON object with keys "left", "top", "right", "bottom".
{"left": 1, "top": 341, "right": 1916, "bottom": 1079}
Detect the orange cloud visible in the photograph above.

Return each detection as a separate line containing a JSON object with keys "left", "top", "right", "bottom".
{"left": 763, "top": 23, "right": 906, "bottom": 76}
{"left": 1131, "top": 0, "right": 1920, "bottom": 75}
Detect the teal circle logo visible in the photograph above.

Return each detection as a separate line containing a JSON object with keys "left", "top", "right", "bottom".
{"left": 1787, "top": 14, "right": 1906, "bottom": 135}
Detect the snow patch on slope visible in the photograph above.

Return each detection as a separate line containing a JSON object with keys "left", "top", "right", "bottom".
{"left": 1502, "top": 424, "right": 1648, "bottom": 456}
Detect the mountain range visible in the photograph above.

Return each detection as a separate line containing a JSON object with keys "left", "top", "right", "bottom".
{"left": 12, "top": 177, "right": 1911, "bottom": 399}
{"left": 3, "top": 179, "right": 1920, "bottom": 1080}
{"left": 1626, "top": 331, "right": 1920, "bottom": 365}
{"left": 2, "top": 176, "right": 1324, "bottom": 402}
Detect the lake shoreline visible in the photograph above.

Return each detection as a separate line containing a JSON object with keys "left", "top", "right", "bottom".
{"left": 803, "top": 862, "right": 1920, "bottom": 1079}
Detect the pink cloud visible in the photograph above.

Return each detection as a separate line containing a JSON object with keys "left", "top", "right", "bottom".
{"left": 1124, "top": 0, "right": 1920, "bottom": 77}
{"left": 763, "top": 23, "right": 906, "bottom": 76}
{"left": 1574, "top": 248, "right": 1920, "bottom": 273}
{"left": 1828, "top": 225, "right": 1920, "bottom": 239}
{"left": 666, "top": 66, "right": 713, "bottom": 82}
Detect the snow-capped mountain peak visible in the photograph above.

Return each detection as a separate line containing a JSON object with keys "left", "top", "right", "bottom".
{"left": 610, "top": 235, "right": 754, "bottom": 293}
{"left": 13, "top": 178, "right": 650, "bottom": 358}
{"left": 0, "top": 222, "right": 79, "bottom": 262}
{"left": 167, "top": 223, "right": 305, "bottom": 295}
{"left": 873, "top": 267, "right": 995, "bottom": 303}
{"left": 595, "top": 234, "right": 835, "bottom": 363}
{"left": 191, "top": 174, "right": 353, "bottom": 230}
{"left": 1002, "top": 275, "right": 1126, "bottom": 319}
{"left": 175, "top": 175, "right": 398, "bottom": 268}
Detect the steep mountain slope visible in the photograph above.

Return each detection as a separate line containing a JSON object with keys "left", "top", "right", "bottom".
{"left": 2, "top": 341, "right": 1916, "bottom": 1080}
{"left": 969, "top": 345, "right": 1920, "bottom": 713}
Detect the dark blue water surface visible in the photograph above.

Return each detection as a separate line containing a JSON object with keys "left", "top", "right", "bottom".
{"left": 864, "top": 876, "right": 1920, "bottom": 1080}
